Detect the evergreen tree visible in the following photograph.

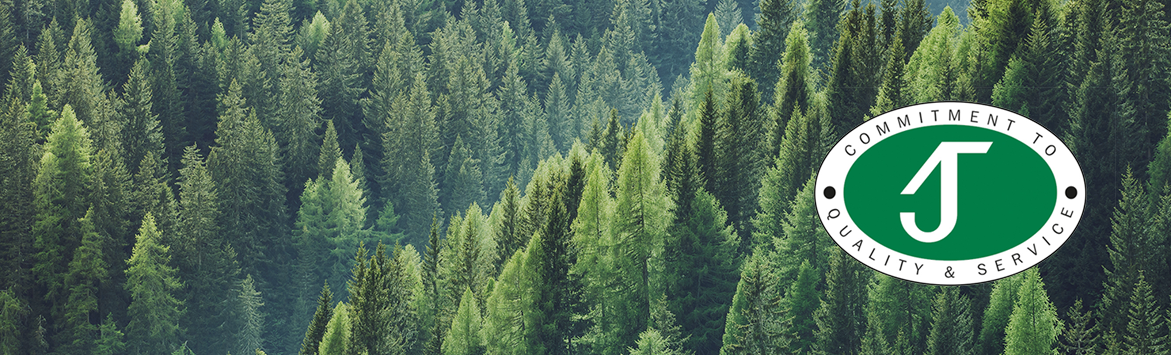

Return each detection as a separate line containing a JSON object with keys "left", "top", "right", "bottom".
{"left": 1002, "top": 268, "right": 1061, "bottom": 355}
{"left": 319, "top": 120, "right": 342, "bottom": 181}
{"left": 493, "top": 178, "right": 523, "bottom": 271}
{"left": 1114, "top": 0, "right": 1171, "bottom": 167}
{"left": 59, "top": 208, "right": 107, "bottom": 354}
{"left": 175, "top": 145, "right": 241, "bottom": 355}
{"left": 715, "top": 0, "right": 743, "bottom": 39}
{"left": 813, "top": 247, "right": 869, "bottom": 355}
{"left": 0, "top": 84, "right": 38, "bottom": 306}
{"left": 803, "top": 0, "right": 844, "bottom": 72}
{"left": 125, "top": 214, "right": 183, "bottom": 354}
{"left": 95, "top": 313, "right": 126, "bottom": 355}
{"left": 1099, "top": 169, "right": 1156, "bottom": 339}
{"left": 755, "top": 109, "right": 823, "bottom": 254}
{"left": 768, "top": 20, "right": 813, "bottom": 160}
{"left": 315, "top": 0, "right": 369, "bottom": 152}
{"left": 278, "top": 46, "right": 324, "bottom": 204}
{"left": 978, "top": 273, "right": 1023, "bottom": 355}
{"left": 1059, "top": 299, "right": 1099, "bottom": 355}
{"left": 113, "top": 0, "right": 145, "bottom": 76}
{"left": 825, "top": 0, "right": 880, "bottom": 138}
{"left": 300, "top": 284, "right": 333, "bottom": 355}
{"left": 695, "top": 89, "right": 718, "bottom": 194}
{"left": 719, "top": 250, "right": 780, "bottom": 354}
{"left": 60, "top": 19, "right": 117, "bottom": 153}
{"left": 441, "top": 288, "right": 483, "bottom": 355}
{"left": 751, "top": 0, "right": 796, "bottom": 101}
{"left": 690, "top": 14, "right": 727, "bottom": 113}
{"left": 925, "top": 287, "right": 974, "bottom": 355}
{"left": 235, "top": 274, "right": 266, "bottom": 355}
{"left": 714, "top": 76, "right": 764, "bottom": 247}
{"left": 318, "top": 302, "right": 349, "bottom": 355}
{"left": 780, "top": 261, "right": 820, "bottom": 353}
{"left": 120, "top": 58, "right": 163, "bottom": 175}
{"left": 670, "top": 189, "right": 740, "bottom": 353}
{"left": 546, "top": 73, "right": 573, "bottom": 151}
{"left": 379, "top": 74, "right": 442, "bottom": 243}
{"left": 869, "top": 34, "right": 908, "bottom": 116}
{"left": 27, "top": 81, "right": 55, "bottom": 141}
{"left": 865, "top": 273, "right": 934, "bottom": 354}
{"left": 1122, "top": 272, "right": 1165, "bottom": 354}
{"left": 898, "top": 0, "right": 932, "bottom": 60}
{"left": 989, "top": 15, "right": 1064, "bottom": 133}
{"left": 442, "top": 135, "right": 485, "bottom": 215}
{"left": 33, "top": 104, "right": 93, "bottom": 324}
{"left": 346, "top": 244, "right": 420, "bottom": 354}
{"left": 599, "top": 109, "right": 625, "bottom": 171}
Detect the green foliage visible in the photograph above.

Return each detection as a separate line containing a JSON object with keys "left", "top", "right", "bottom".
{"left": 1122, "top": 272, "right": 1165, "bottom": 354}
{"left": 978, "top": 273, "right": 1022, "bottom": 355}
{"left": 768, "top": 20, "right": 813, "bottom": 160}
{"left": 1002, "top": 268, "right": 1061, "bottom": 355}
{"left": 751, "top": 0, "right": 796, "bottom": 101}
{"left": 378, "top": 74, "right": 441, "bottom": 244}
{"left": 864, "top": 273, "right": 934, "bottom": 354}
{"left": 95, "top": 313, "right": 126, "bottom": 355}
{"left": 781, "top": 261, "right": 820, "bottom": 353}
{"left": 925, "top": 287, "right": 974, "bottom": 355}
{"left": 803, "top": 0, "right": 845, "bottom": 71}
{"left": 714, "top": 76, "right": 765, "bottom": 247}
{"left": 441, "top": 288, "right": 483, "bottom": 355}
{"left": 670, "top": 190, "right": 740, "bottom": 353}
{"left": 236, "top": 274, "right": 266, "bottom": 355}
{"left": 125, "top": 213, "right": 183, "bottom": 354}
{"left": 719, "top": 250, "right": 780, "bottom": 354}
{"left": 300, "top": 284, "right": 333, "bottom": 355}
{"left": 825, "top": 0, "right": 880, "bottom": 138}
{"left": 318, "top": 302, "right": 350, "bottom": 355}
{"left": 813, "top": 247, "right": 869, "bottom": 355}
{"left": 120, "top": 59, "right": 163, "bottom": 175}
{"left": 346, "top": 244, "right": 420, "bottom": 354}
{"left": 59, "top": 208, "right": 107, "bottom": 354}
{"left": 1058, "top": 299, "right": 1099, "bottom": 355}
{"left": 319, "top": 120, "right": 342, "bottom": 181}
{"left": 114, "top": 0, "right": 144, "bottom": 55}
{"left": 1099, "top": 169, "right": 1157, "bottom": 339}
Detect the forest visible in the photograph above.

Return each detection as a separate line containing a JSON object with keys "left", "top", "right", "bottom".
{"left": 0, "top": 0, "right": 1166, "bottom": 350}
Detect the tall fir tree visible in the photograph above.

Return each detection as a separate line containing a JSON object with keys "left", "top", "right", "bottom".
{"left": 1058, "top": 299, "right": 1099, "bottom": 355}
{"left": 124, "top": 213, "right": 183, "bottom": 355}
{"left": 719, "top": 250, "right": 781, "bottom": 355}
{"left": 59, "top": 208, "right": 107, "bottom": 354}
{"left": 768, "top": 20, "right": 813, "bottom": 160}
{"left": 441, "top": 288, "right": 483, "bottom": 355}
{"left": 1099, "top": 169, "right": 1157, "bottom": 339}
{"left": 825, "top": 0, "right": 880, "bottom": 139}
{"left": 235, "top": 274, "right": 266, "bottom": 355}
{"left": 751, "top": 0, "right": 796, "bottom": 101}
{"left": 278, "top": 46, "right": 324, "bottom": 206}
{"left": 978, "top": 273, "right": 1023, "bottom": 355}
{"left": 1002, "top": 268, "right": 1061, "bottom": 355}
{"left": 379, "top": 74, "right": 442, "bottom": 244}
{"left": 813, "top": 247, "right": 869, "bottom": 355}
{"left": 714, "top": 76, "right": 764, "bottom": 248}
{"left": 299, "top": 284, "right": 333, "bottom": 355}
{"left": 119, "top": 58, "right": 163, "bottom": 175}
{"left": 925, "top": 287, "right": 975, "bottom": 355}
{"left": 668, "top": 190, "right": 739, "bottom": 353}
{"left": 1122, "top": 272, "right": 1165, "bottom": 354}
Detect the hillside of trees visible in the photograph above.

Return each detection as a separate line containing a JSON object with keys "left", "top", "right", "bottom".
{"left": 0, "top": 0, "right": 1169, "bottom": 352}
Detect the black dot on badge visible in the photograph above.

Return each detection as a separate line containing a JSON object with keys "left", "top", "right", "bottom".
{"left": 824, "top": 186, "right": 837, "bottom": 199}
{"left": 1065, "top": 186, "right": 1077, "bottom": 199}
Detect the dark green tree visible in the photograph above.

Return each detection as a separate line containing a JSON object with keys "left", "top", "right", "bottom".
{"left": 925, "top": 287, "right": 974, "bottom": 355}
{"left": 124, "top": 213, "right": 183, "bottom": 354}
{"left": 813, "top": 247, "right": 869, "bottom": 355}
{"left": 1099, "top": 169, "right": 1156, "bottom": 339}
{"left": 719, "top": 250, "right": 780, "bottom": 354}
{"left": 751, "top": 0, "right": 795, "bottom": 101}
{"left": 278, "top": 47, "right": 324, "bottom": 205}
{"left": 1058, "top": 299, "right": 1099, "bottom": 355}
{"left": 59, "top": 209, "right": 107, "bottom": 354}
{"left": 1121, "top": 272, "right": 1165, "bottom": 354}
{"left": 714, "top": 76, "right": 764, "bottom": 247}
{"left": 803, "top": 0, "right": 844, "bottom": 72}
{"left": 668, "top": 189, "right": 740, "bottom": 353}
{"left": 120, "top": 58, "right": 163, "bottom": 176}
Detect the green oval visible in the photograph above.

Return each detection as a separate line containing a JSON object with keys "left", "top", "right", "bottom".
{"left": 843, "top": 125, "right": 1057, "bottom": 260}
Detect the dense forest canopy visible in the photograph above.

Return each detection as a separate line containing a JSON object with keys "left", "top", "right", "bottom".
{"left": 0, "top": 0, "right": 1169, "bottom": 351}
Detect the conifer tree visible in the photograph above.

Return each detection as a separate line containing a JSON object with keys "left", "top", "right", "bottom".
{"left": 379, "top": 74, "right": 442, "bottom": 243}
{"left": 1122, "top": 272, "right": 1165, "bottom": 354}
{"left": 865, "top": 274, "right": 934, "bottom": 354}
{"left": 0, "top": 87, "right": 39, "bottom": 302}
{"left": 346, "top": 244, "right": 420, "bottom": 354}
{"left": 33, "top": 104, "right": 93, "bottom": 322}
{"left": 870, "top": 34, "right": 907, "bottom": 116}
{"left": 317, "top": 302, "right": 349, "bottom": 355}
{"left": 898, "top": 0, "right": 932, "bottom": 60}
{"left": 319, "top": 120, "right": 341, "bottom": 181}
{"left": 235, "top": 274, "right": 266, "bottom": 355}
{"left": 1099, "top": 169, "right": 1156, "bottom": 339}
{"left": 95, "top": 313, "right": 125, "bottom": 355}
{"left": 60, "top": 19, "right": 117, "bottom": 152}
{"left": 442, "top": 135, "right": 485, "bottom": 215}
{"left": 768, "top": 20, "right": 813, "bottom": 160}
{"left": 925, "top": 287, "right": 974, "bottom": 355}
{"left": 1003, "top": 268, "right": 1060, "bottom": 355}
{"left": 494, "top": 178, "right": 523, "bottom": 270}
{"left": 120, "top": 58, "right": 163, "bottom": 175}
{"left": 113, "top": 0, "right": 145, "bottom": 75}
{"left": 695, "top": 89, "right": 718, "bottom": 194}
{"left": 599, "top": 109, "right": 625, "bottom": 170}
{"left": 813, "top": 247, "right": 868, "bottom": 355}
{"left": 300, "top": 284, "right": 333, "bottom": 355}
{"left": 751, "top": 0, "right": 796, "bottom": 101}
{"left": 278, "top": 47, "right": 324, "bottom": 203}
{"left": 690, "top": 14, "right": 727, "bottom": 112}
{"left": 174, "top": 145, "right": 241, "bottom": 355}
{"left": 125, "top": 213, "right": 183, "bottom": 354}
{"left": 780, "top": 260, "right": 820, "bottom": 353}
{"left": 720, "top": 250, "right": 780, "bottom": 354}
{"left": 442, "top": 288, "right": 483, "bottom": 355}
{"left": 714, "top": 76, "right": 764, "bottom": 246}
{"left": 825, "top": 0, "right": 879, "bottom": 137}
{"left": 803, "top": 0, "right": 845, "bottom": 72}
{"left": 667, "top": 189, "right": 740, "bottom": 353}
{"left": 546, "top": 73, "right": 573, "bottom": 151}
{"left": 315, "top": 0, "right": 369, "bottom": 152}
{"left": 59, "top": 208, "right": 107, "bottom": 354}
{"left": 715, "top": 0, "right": 743, "bottom": 39}
{"left": 989, "top": 16, "right": 1064, "bottom": 132}
{"left": 1059, "top": 299, "right": 1099, "bottom": 355}
{"left": 978, "top": 273, "right": 1023, "bottom": 355}
{"left": 1114, "top": 0, "right": 1171, "bottom": 166}
{"left": 27, "top": 81, "right": 55, "bottom": 141}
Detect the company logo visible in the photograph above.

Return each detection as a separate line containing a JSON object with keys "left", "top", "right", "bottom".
{"left": 815, "top": 102, "right": 1085, "bottom": 285}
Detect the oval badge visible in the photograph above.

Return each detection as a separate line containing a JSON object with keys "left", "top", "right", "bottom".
{"left": 815, "top": 102, "right": 1085, "bottom": 285}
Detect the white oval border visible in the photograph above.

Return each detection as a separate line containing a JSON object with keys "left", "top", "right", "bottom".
{"left": 815, "top": 102, "right": 1086, "bottom": 285}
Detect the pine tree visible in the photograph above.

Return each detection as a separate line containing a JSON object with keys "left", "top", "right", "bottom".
{"left": 175, "top": 145, "right": 241, "bottom": 355}
{"left": 1114, "top": 0, "right": 1171, "bottom": 167}
{"left": 803, "top": 0, "right": 844, "bottom": 72}
{"left": 1059, "top": 299, "right": 1099, "bottom": 355}
{"left": 1003, "top": 268, "right": 1061, "bottom": 355}
{"left": 989, "top": 15, "right": 1064, "bottom": 133}
{"left": 670, "top": 189, "right": 740, "bottom": 353}
{"left": 690, "top": 14, "right": 727, "bottom": 113}
{"left": 494, "top": 178, "right": 524, "bottom": 271}
{"left": 1121, "top": 272, "right": 1165, "bottom": 354}
{"left": 0, "top": 84, "right": 38, "bottom": 305}
{"left": 251, "top": 0, "right": 295, "bottom": 120}
{"left": 125, "top": 213, "right": 183, "bottom": 354}
{"left": 780, "top": 260, "right": 820, "bottom": 353}
{"left": 300, "top": 284, "right": 333, "bottom": 355}
{"left": 441, "top": 288, "right": 483, "bottom": 355}
{"left": 315, "top": 0, "right": 369, "bottom": 152}
{"left": 120, "top": 58, "right": 163, "bottom": 175}
{"left": 317, "top": 302, "right": 349, "bottom": 355}
{"left": 825, "top": 0, "right": 880, "bottom": 138}
{"left": 719, "top": 250, "right": 780, "bottom": 354}
{"left": 235, "top": 274, "right": 266, "bottom": 355}
{"left": 33, "top": 104, "right": 93, "bottom": 323}
{"left": 59, "top": 208, "right": 107, "bottom": 354}
{"left": 898, "top": 0, "right": 932, "bottom": 60}
{"left": 813, "top": 247, "right": 869, "bottom": 355}
{"left": 869, "top": 33, "right": 907, "bottom": 116}
{"left": 113, "top": 0, "right": 144, "bottom": 62}
{"left": 865, "top": 273, "right": 934, "bottom": 354}
{"left": 695, "top": 89, "right": 718, "bottom": 194}
{"left": 715, "top": 0, "right": 743, "bottom": 39}
{"left": 925, "top": 287, "right": 974, "bottom": 355}
{"left": 95, "top": 313, "right": 126, "bottom": 355}
{"left": 60, "top": 19, "right": 117, "bottom": 152}
{"left": 714, "top": 76, "right": 764, "bottom": 247}
{"left": 546, "top": 73, "right": 574, "bottom": 151}
{"left": 751, "top": 0, "right": 796, "bottom": 101}
{"left": 278, "top": 47, "right": 324, "bottom": 204}
{"left": 319, "top": 120, "right": 342, "bottom": 181}
{"left": 346, "top": 244, "right": 420, "bottom": 354}
{"left": 768, "top": 20, "right": 813, "bottom": 160}
{"left": 27, "top": 81, "right": 55, "bottom": 141}
{"left": 379, "top": 74, "right": 441, "bottom": 243}
{"left": 599, "top": 109, "right": 625, "bottom": 171}
{"left": 1099, "top": 169, "right": 1156, "bottom": 339}
{"left": 442, "top": 135, "right": 485, "bottom": 215}
{"left": 0, "top": 287, "right": 28, "bottom": 354}
{"left": 978, "top": 273, "right": 1023, "bottom": 355}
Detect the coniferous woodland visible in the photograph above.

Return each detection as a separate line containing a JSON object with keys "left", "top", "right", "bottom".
{"left": 0, "top": 0, "right": 1169, "bottom": 350}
